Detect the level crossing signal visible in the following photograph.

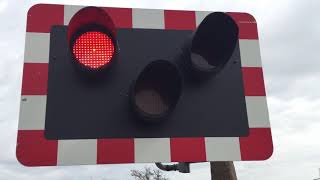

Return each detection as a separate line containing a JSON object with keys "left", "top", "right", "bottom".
{"left": 17, "top": 4, "right": 273, "bottom": 166}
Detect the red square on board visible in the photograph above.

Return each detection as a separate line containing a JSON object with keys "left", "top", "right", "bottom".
{"left": 242, "top": 67, "right": 266, "bottom": 96}
{"left": 103, "top": 8, "right": 132, "bottom": 28}
{"left": 238, "top": 22, "right": 259, "bottom": 39}
{"left": 16, "top": 130, "right": 58, "bottom": 166}
{"left": 97, "top": 139, "right": 134, "bottom": 164}
{"left": 170, "top": 138, "right": 206, "bottom": 162}
{"left": 22, "top": 63, "right": 48, "bottom": 95}
{"left": 226, "top": 13, "right": 258, "bottom": 39}
{"left": 164, "top": 10, "right": 196, "bottom": 30}
{"left": 27, "top": 4, "right": 64, "bottom": 33}
{"left": 240, "top": 128, "right": 273, "bottom": 160}
{"left": 227, "top": 12, "right": 256, "bottom": 23}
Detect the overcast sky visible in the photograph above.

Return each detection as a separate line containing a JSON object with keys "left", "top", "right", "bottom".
{"left": 0, "top": 0, "right": 320, "bottom": 179}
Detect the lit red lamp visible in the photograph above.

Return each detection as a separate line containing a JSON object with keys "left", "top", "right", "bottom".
{"left": 68, "top": 7, "right": 117, "bottom": 71}
{"left": 72, "top": 31, "right": 115, "bottom": 69}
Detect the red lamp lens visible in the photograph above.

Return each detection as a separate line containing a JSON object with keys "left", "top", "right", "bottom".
{"left": 72, "top": 31, "right": 115, "bottom": 69}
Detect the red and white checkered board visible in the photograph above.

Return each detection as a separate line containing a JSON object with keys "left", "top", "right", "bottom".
{"left": 17, "top": 4, "right": 273, "bottom": 166}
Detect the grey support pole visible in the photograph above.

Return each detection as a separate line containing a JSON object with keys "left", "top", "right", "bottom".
{"left": 210, "top": 161, "right": 237, "bottom": 180}
{"left": 155, "top": 161, "right": 237, "bottom": 179}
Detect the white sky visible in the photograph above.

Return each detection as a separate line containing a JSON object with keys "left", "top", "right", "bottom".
{"left": 0, "top": 0, "right": 320, "bottom": 179}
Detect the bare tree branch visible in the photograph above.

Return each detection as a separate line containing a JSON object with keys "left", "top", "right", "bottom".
{"left": 130, "top": 167, "right": 169, "bottom": 180}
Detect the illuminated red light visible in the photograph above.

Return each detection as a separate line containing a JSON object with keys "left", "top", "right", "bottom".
{"left": 72, "top": 31, "right": 115, "bottom": 69}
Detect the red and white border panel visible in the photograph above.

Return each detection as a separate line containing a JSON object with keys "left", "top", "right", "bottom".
{"left": 17, "top": 4, "right": 273, "bottom": 166}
